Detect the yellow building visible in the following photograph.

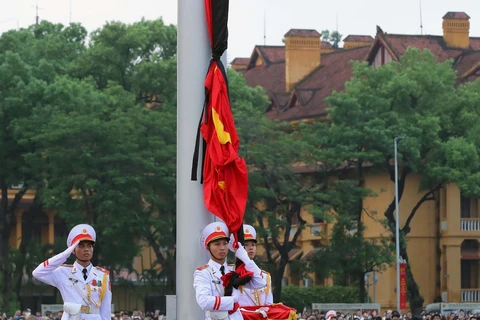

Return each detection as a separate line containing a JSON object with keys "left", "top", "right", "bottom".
{"left": 233, "top": 11, "right": 480, "bottom": 309}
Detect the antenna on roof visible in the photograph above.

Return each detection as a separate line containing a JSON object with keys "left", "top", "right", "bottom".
{"left": 419, "top": 0, "right": 424, "bottom": 35}
{"left": 263, "top": 10, "right": 266, "bottom": 45}
{"left": 336, "top": 12, "right": 339, "bottom": 32}
{"left": 32, "top": 0, "right": 42, "bottom": 25}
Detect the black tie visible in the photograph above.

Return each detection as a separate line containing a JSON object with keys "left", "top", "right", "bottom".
{"left": 82, "top": 268, "right": 88, "bottom": 280}
{"left": 220, "top": 265, "right": 225, "bottom": 276}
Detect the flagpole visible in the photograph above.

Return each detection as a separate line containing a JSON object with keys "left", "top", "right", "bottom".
{"left": 177, "top": 0, "right": 213, "bottom": 318}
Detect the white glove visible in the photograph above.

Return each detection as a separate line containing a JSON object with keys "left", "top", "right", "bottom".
{"left": 235, "top": 242, "right": 250, "bottom": 263}
{"left": 232, "top": 288, "right": 241, "bottom": 303}
{"left": 62, "top": 241, "right": 80, "bottom": 258}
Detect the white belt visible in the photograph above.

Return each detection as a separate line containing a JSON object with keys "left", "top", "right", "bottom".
{"left": 206, "top": 310, "right": 228, "bottom": 320}
{"left": 64, "top": 302, "right": 100, "bottom": 320}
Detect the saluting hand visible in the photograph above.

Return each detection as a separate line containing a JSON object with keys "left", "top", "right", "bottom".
{"left": 63, "top": 240, "right": 80, "bottom": 257}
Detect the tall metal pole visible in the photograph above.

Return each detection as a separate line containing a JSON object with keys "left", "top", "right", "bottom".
{"left": 394, "top": 136, "right": 403, "bottom": 312}
{"left": 177, "top": 0, "right": 213, "bottom": 319}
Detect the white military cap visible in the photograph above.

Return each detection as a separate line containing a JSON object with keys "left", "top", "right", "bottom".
{"left": 201, "top": 222, "right": 229, "bottom": 250}
{"left": 242, "top": 224, "right": 257, "bottom": 242}
{"left": 326, "top": 311, "right": 337, "bottom": 320}
{"left": 67, "top": 224, "right": 96, "bottom": 247}
{"left": 229, "top": 224, "right": 257, "bottom": 251}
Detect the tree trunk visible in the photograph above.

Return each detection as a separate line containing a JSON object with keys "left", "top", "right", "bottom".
{"left": 384, "top": 164, "right": 431, "bottom": 313}
{"left": 400, "top": 235, "right": 424, "bottom": 313}
{"left": 0, "top": 174, "right": 13, "bottom": 312}
{"left": 399, "top": 187, "right": 437, "bottom": 312}
{"left": 12, "top": 201, "right": 40, "bottom": 301}
{"left": 272, "top": 255, "right": 288, "bottom": 303}
{"left": 355, "top": 160, "right": 366, "bottom": 303}
{"left": 359, "top": 271, "right": 366, "bottom": 303}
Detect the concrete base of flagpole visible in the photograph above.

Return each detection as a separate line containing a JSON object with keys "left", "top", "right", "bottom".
{"left": 177, "top": 0, "right": 213, "bottom": 319}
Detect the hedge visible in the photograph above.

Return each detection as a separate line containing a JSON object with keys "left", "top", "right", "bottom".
{"left": 281, "top": 285, "right": 360, "bottom": 312}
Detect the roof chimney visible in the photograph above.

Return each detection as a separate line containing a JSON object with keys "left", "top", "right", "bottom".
{"left": 442, "top": 12, "right": 470, "bottom": 49}
{"left": 284, "top": 29, "right": 321, "bottom": 92}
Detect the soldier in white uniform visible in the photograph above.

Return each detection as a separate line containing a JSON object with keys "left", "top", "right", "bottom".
{"left": 229, "top": 225, "right": 273, "bottom": 307}
{"left": 32, "top": 224, "right": 112, "bottom": 320}
{"left": 193, "top": 221, "right": 267, "bottom": 320}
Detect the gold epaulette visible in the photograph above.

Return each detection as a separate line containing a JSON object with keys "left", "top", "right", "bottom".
{"left": 61, "top": 264, "right": 73, "bottom": 267}
{"left": 196, "top": 264, "right": 209, "bottom": 271}
{"left": 96, "top": 266, "right": 110, "bottom": 275}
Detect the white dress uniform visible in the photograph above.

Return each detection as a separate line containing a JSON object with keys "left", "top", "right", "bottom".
{"left": 237, "top": 270, "right": 273, "bottom": 307}
{"left": 32, "top": 224, "right": 112, "bottom": 320}
{"left": 194, "top": 222, "right": 267, "bottom": 320}
{"left": 229, "top": 225, "right": 274, "bottom": 307}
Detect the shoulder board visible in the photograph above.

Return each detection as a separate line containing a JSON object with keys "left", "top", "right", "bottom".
{"left": 96, "top": 266, "right": 110, "bottom": 275}
{"left": 196, "top": 264, "right": 209, "bottom": 271}
{"left": 61, "top": 264, "right": 73, "bottom": 267}
{"left": 228, "top": 264, "right": 235, "bottom": 267}
{"left": 261, "top": 270, "right": 270, "bottom": 274}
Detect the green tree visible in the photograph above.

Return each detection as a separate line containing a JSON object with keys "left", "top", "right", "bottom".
{"left": 0, "top": 21, "right": 88, "bottom": 311}
{"left": 0, "top": 18, "right": 178, "bottom": 309}
{"left": 229, "top": 69, "right": 329, "bottom": 302}
{"left": 297, "top": 116, "right": 394, "bottom": 303}
{"left": 321, "top": 29, "right": 343, "bottom": 49}
{"left": 315, "top": 47, "right": 480, "bottom": 312}
{"left": 73, "top": 19, "right": 177, "bottom": 106}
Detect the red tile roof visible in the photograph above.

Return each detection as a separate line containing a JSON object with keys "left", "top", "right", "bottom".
{"left": 244, "top": 62, "right": 285, "bottom": 96}
{"left": 380, "top": 34, "right": 465, "bottom": 61}
{"left": 238, "top": 17, "right": 480, "bottom": 122}
{"left": 231, "top": 57, "right": 250, "bottom": 65}
{"left": 344, "top": 35, "right": 374, "bottom": 42}
{"left": 265, "top": 46, "right": 370, "bottom": 120}
{"left": 321, "top": 41, "right": 333, "bottom": 49}
{"left": 443, "top": 12, "right": 470, "bottom": 19}
{"left": 257, "top": 46, "right": 285, "bottom": 64}
{"left": 284, "top": 29, "right": 321, "bottom": 38}
{"left": 455, "top": 51, "right": 480, "bottom": 77}
{"left": 470, "top": 37, "right": 480, "bottom": 48}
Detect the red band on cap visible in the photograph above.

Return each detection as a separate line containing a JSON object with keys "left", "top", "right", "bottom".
{"left": 72, "top": 234, "right": 93, "bottom": 245}
{"left": 205, "top": 231, "right": 228, "bottom": 247}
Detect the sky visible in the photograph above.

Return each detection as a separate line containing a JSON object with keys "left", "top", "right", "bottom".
{"left": 1, "top": 0, "right": 480, "bottom": 63}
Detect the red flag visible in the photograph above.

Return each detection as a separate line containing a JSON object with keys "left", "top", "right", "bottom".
{"left": 200, "top": 60, "right": 248, "bottom": 243}
{"left": 190, "top": 0, "right": 248, "bottom": 244}
{"left": 240, "top": 304, "right": 297, "bottom": 320}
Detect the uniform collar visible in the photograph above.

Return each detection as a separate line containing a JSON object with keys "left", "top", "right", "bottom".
{"left": 208, "top": 259, "right": 227, "bottom": 277}
{"left": 73, "top": 261, "right": 93, "bottom": 274}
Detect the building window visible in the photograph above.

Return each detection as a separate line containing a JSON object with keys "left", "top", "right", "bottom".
{"left": 461, "top": 194, "right": 478, "bottom": 218}
{"left": 461, "top": 195, "right": 470, "bottom": 218}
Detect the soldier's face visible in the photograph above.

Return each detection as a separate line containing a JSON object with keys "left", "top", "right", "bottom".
{"left": 208, "top": 239, "right": 228, "bottom": 262}
{"left": 74, "top": 241, "right": 94, "bottom": 261}
{"left": 244, "top": 241, "right": 257, "bottom": 259}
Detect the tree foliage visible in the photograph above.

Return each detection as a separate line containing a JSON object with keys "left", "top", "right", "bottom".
{"left": 306, "top": 47, "right": 480, "bottom": 311}
{"left": 230, "top": 69, "right": 330, "bottom": 302}
{"left": 0, "top": 19, "right": 177, "bottom": 310}
{"left": 321, "top": 29, "right": 343, "bottom": 49}
{"left": 281, "top": 285, "right": 359, "bottom": 312}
